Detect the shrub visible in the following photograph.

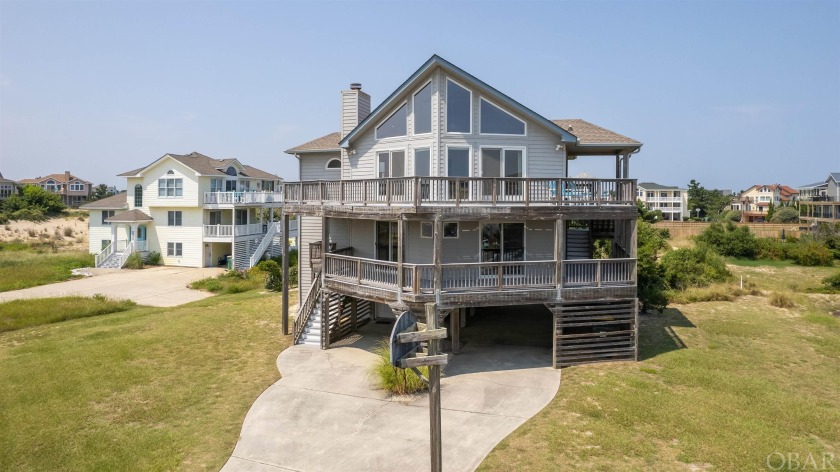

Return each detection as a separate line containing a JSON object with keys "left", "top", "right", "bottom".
{"left": 666, "top": 285, "right": 744, "bottom": 304}
{"left": 12, "top": 208, "right": 47, "bottom": 222}
{"left": 723, "top": 210, "right": 742, "bottom": 222}
{"left": 0, "top": 213, "right": 8, "bottom": 224}
{"left": 636, "top": 220, "right": 670, "bottom": 312}
{"left": 793, "top": 242, "right": 834, "bottom": 266}
{"left": 770, "top": 207, "right": 799, "bottom": 223}
{"left": 255, "top": 260, "right": 282, "bottom": 291}
{"left": 122, "top": 252, "right": 144, "bottom": 269}
{"left": 757, "top": 238, "right": 798, "bottom": 260}
{"left": 695, "top": 221, "right": 758, "bottom": 258}
{"left": 145, "top": 251, "right": 162, "bottom": 265}
{"left": 822, "top": 271, "right": 840, "bottom": 290}
{"left": 63, "top": 227, "right": 73, "bottom": 237}
{"left": 661, "top": 246, "right": 731, "bottom": 290}
{"left": 369, "top": 339, "right": 428, "bottom": 395}
{"left": 769, "top": 292, "right": 795, "bottom": 308}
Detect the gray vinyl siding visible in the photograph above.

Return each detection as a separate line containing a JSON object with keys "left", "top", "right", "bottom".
{"left": 345, "top": 67, "right": 566, "bottom": 181}
{"left": 299, "top": 215, "right": 322, "bottom": 304}
{"left": 348, "top": 219, "right": 376, "bottom": 259}
{"left": 300, "top": 152, "right": 342, "bottom": 181}
{"left": 525, "top": 220, "right": 555, "bottom": 260}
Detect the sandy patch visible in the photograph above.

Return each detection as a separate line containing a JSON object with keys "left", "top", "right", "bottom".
{"left": 0, "top": 215, "right": 89, "bottom": 251}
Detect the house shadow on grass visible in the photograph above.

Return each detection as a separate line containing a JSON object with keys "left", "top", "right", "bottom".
{"left": 638, "top": 307, "right": 695, "bottom": 361}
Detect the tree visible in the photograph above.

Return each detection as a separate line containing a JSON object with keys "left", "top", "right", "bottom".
{"left": 636, "top": 219, "right": 670, "bottom": 312}
{"left": 766, "top": 201, "right": 775, "bottom": 221}
{"left": 0, "top": 184, "right": 65, "bottom": 219}
{"left": 88, "top": 184, "right": 114, "bottom": 202}
{"left": 636, "top": 199, "right": 663, "bottom": 223}
{"left": 687, "top": 180, "right": 732, "bottom": 219}
{"left": 770, "top": 206, "right": 798, "bottom": 223}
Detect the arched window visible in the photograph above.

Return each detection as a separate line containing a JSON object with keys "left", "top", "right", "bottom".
{"left": 226, "top": 167, "right": 238, "bottom": 176}
{"left": 167, "top": 170, "right": 174, "bottom": 175}
{"left": 326, "top": 159, "right": 341, "bottom": 169}
{"left": 134, "top": 184, "right": 143, "bottom": 207}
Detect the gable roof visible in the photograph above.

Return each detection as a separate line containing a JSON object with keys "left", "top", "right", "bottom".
{"left": 338, "top": 55, "right": 579, "bottom": 148}
{"left": 118, "top": 152, "right": 280, "bottom": 179}
{"left": 638, "top": 182, "right": 682, "bottom": 190}
{"left": 286, "top": 132, "right": 341, "bottom": 154}
{"left": 79, "top": 192, "right": 128, "bottom": 210}
{"left": 18, "top": 173, "right": 91, "bottom": 185}
{"left": 552, "top": 119, "right": 640, "bottom": 146}
{"left": 828, "top": 172, "right": 840, "bottom": 183}
{"left": 0, "top": 172, "right": 17, "bottom": 185}
{"left": 105, "top": 209, "right": 153, "bottom": 223}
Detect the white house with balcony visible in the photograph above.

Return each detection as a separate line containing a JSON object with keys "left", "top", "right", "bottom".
{"left": 636, "top": 182, "right": 687, "bottom": 221}
{"left": 279, "top": 55, "right": 642, "bottom": 368}
{"left": 81, "top": 152, "right": 292, "bottom": 270}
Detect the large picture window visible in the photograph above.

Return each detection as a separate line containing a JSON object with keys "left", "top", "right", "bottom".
{"left": 375, "top": 103, "right": 407, "bottom": 139}
{"left": 158, "top": 178, "right": 183, "bottom": 197}
{"left": 481, "top": 147, "right": 524, "bottom": 197}
{"left": 446, "top": 79, "right": 471, "bottom": 133}
{"left": 480, "top": 98, "right": 526, "bottom": 135}
{"left": 413, "top": 82, "right": 432, "bottom": 135}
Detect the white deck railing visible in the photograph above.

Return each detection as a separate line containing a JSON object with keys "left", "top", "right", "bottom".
{"left": 203, "top": 191, "right": 284, "bottom": 205}
{"left": 95, "top": 242, "right": 114, "bottom": 267}
{"left": 323, "top": 254, "right": 636, "bottom": 296}
{"left": 203, "top": 223, "right": 269, "bottom": 238}
{"left": 249, "top": 222, "right": 281, "bottom": 268}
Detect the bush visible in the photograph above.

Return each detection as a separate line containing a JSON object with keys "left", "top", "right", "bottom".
{"left": 122, "top": 252, "right": 144, "bottom": 270}
{"left": 770, "top": 206, "right": 799, "bottom": 223}
{"left": 793, "top": 242, "right": 834, "bottom": 266}
{"left": 723, "top": 210, "right": 742, "bottom": 222}
{"left": 0, "top": 213, "right": 8, "bottom": 224}
{"left": 757, "top": 238, "right": 798, "bottom": 260}
{"left": 661, "top": 246, "right": 731, "bottom": 290}
{"left": 255, "top": 260, "right": 282, "bottom": 291}
{"left": 695, "top": 221, "right": 758, "bottom": 258}
{"left": 636, "top": 220, "right": 670, "bottom": 312}
{"left": 823, "top": 272, "right": 840, "bottom": 289}
{"left": 145, "top": 251, "right": 162, "bottom": 265}
{"left": 369, "top": 339, "right": 428, "bottom": 395}
{"left": 1, "top": 185, "right": 65, "bottom": 216}
{"left": 769, "top": 292, "right": 795, "bottom": 308}
{"left": 63, "top": 227, "right": 73, "bottom": 237}
{"left": 11, "top": 208, "right": 47, "bottom": 222}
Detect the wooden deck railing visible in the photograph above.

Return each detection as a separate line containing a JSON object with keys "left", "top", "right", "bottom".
{"left": 323, "top": 254, "right": 636, "bottom": 296}
{"left": 281, "top": 177, "right": 635, "bottom": 207}
{"left": 293, "top": 276, "right": 321, "bottom": 345}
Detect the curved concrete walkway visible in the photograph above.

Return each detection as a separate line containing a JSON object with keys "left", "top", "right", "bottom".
{"left": 222, "top": 324, "right": 561, "bottom": 472}
{"left": 0, "top": 266, "right": 224, "bottom": 307}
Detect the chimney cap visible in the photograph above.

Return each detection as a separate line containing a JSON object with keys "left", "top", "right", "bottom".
{"left": 350, "top": 83, "right": 362, "bottom": 90}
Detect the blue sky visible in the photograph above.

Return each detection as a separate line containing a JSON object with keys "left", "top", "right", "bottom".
{"left": 1, "top": 0, "right": 838, "bottom": 191}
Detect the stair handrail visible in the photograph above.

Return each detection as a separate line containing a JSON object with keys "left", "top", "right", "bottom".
{"left": 293, "top": 275, "right": 321, "bottom": 344}
{"left": 95, "top": 242, "right": 115, "bottom": 267}
{"left": 118, "top": 240, "right": 135, "bottom": 268}
{"left": 248, "top": 221, "right": 281, "bottom": 268}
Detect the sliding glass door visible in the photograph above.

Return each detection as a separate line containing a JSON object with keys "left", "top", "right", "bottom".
{"left": 481, "top": 148, "right": 523, "bottom": 198}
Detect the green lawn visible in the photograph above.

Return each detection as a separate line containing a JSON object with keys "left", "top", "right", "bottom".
{"left": 0, "top": 242, "right": 93, "bottom": 292}
{"left": 479, "top": 266, "right": 840, "bottom": 472}
{"left": 0, "top": 296, "right": 137, "bottom": 332}
{"left": 0, "top": 290, "right": 294, "bottom": 471}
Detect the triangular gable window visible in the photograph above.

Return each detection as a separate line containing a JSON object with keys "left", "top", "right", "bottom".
{"left": 480, "top": 98, "right": 525, "bottom": 135}
{"left": 375, "top": 103, "right": 407, "bottom": 140}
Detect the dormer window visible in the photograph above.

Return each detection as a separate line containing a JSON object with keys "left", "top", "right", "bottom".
{"left": 226, "top": 167, "right": 237, "bottom": 176}
{"left": 446, "top": 78, "right": 471, "bottom": 133}
{"left": 375, "top": 103, "right": 407, "bottom": 139}
{"left": 326, "top": 159, "right": 341, "bottom": 169}
{"left": 480, "top": 98, "right": 526, "bottom": 135}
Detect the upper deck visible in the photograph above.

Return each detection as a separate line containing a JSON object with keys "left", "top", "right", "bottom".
{"left": 281, "top": 177, "right": 637, "bottom": 218}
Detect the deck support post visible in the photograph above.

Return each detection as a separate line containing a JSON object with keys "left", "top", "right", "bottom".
{"left": 554, "top": 218, "right": 564, "bottom": 299}
{"left": 321, "top": 290, "right": 330, "bottom": 349}
{"left": 433, "top": 215, "right": 443, "bottom": 307}
{"left": 450, "top": 308, "right": 460, "bottom": 354}
{"left": 397, "top": 217, "right": 404, "bottom": 304}
{"left": 350, "top": 297, "right": 358, "bottom": 332}
{"left": 622, "top": 152, "right": 630, "bottom": 178}
{"left": 282, "top": 212, "right": 290, "bottom": 335}
{"left": 615, "top": 153, "right": 621, "bottom": 178}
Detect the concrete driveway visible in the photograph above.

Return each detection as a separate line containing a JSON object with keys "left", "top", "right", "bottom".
{"left": 0, "top": 266, "right": 224, "bottom": 307}
{"left": 222, "top": 323, "right": 562, "bottom": 472}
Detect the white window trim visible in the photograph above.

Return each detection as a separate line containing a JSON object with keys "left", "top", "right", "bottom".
{"left": 69, "top": 181, "right": 85, "bottom": 191}
{"left": 325, "top": 158, "right": 342, "bottom": 170}
{"left": 158, "top": 177, "right": 183, "bottom": 198}
{"left": 374, "top": 147, "right": 409, "bottom": 179}
{"left": 477, "top": 145, "right": 527, "bottom": 178}
{"left": 411, "top": 80, "right": 433, "bottom": 137}
{"left": 412, "top": 147, "right": 432, "bottom": 177}
{"left": 444, "top": 145, "right": 473, "bottom": 177}
{"left": 374, "top": 100, "right": 409, "bottom": 141}
{"left": 167, "top": 242, "right": 183, "bottom": 257}
{"left": 445, "top": 77, "right": 472, "bottom": 135}
{"left": 478, "top": 97, "right": 527, "bottom": 136}
{"left": 168, "top": 210, "right": 183, "bottom": 226}
{"left": 420, "top": 221, "right": 459, "bottom": 239}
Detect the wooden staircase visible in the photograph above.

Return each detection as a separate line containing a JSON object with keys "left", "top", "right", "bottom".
{"left": 565, "top": 227, "right": 592, "bottom": 259}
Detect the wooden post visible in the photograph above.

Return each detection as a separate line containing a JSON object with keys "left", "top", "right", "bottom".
{"left": 321, "top": 291, "right": 330, "bottom": 349}
{"left": 426, "top": 302, "right": 442, "bottom": 472}
{"left": 451, "top": 308, "right": 460, "bottom": 354}
{"left": 433, "top": 215, "right": 443, "bottom": 306}
{"left": 615, "top": 154, "right": 621, "bottom": 179}
{"left": 622, "top": 152, "right": 630, "bottom": 178}
{"left": 555, "top": 218, "right": 564, "bottom": 296}
{"left": 282, "top": 212, "right": 290, "bottom": 335}
{"left": 397, "top": 218, "right": 404, "bottom": 303}
{"left": 351, "top": 297, "right": 358, "bottom": 332}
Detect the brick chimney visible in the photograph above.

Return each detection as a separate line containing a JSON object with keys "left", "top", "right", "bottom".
{"left": 340, "top": 83, "right": 371, "bottom": 139}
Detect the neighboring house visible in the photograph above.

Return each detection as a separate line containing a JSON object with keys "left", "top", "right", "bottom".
{"left": 80, "top": 152, "right": 291, "bottom": 270}
{"left": 0, "top": 172, "right": 19, "bottom": 202}
{"left": 636, "top": 182, "right": 687, "bottom": 221}
{"left": 17, "top": 171, "right": 92, "bottom": 207}
{"left": 734, "top": 184, "right": 799, "bottom": 222}
{"left": 798, "top": 172, "right": 840, "bottom": 224}
{"left": 281, "top": 55, "right": 642, "bottom": 368}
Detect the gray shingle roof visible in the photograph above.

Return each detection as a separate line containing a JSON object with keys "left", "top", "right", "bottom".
{"left": 285, "top": 132, "right": 341, "bottom": 154}
{"left": 552, "top": 119, "right": 640, "bottom": 145}
{"left": 105, "top": 209, "right": 153, "bottom": 223}
{"left": 638, "top": 182, "right": 682, "bottom": 190}
{"left": 79, "top": 192, "right": 128, "bottom": 210}
{"left": 118, "top": 152, "right": 280, "bottom": 179}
